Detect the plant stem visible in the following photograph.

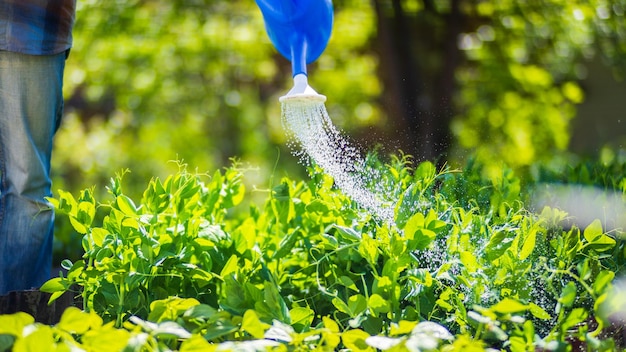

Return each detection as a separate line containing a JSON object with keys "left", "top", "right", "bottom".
{"left": 117, "top": 274, "right": 126, "bottom": 328}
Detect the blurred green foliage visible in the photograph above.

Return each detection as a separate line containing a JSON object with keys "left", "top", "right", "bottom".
{"left": 451, "top": 0, "right": 626, "bottom": 176}
{"left": 57, "top": 0, "right": 282, "bottom": 193}
{"left": 52, "top": 0, "right": 626, "bottom": 260}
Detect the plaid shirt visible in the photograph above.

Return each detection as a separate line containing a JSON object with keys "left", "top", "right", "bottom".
{"left": 0, "top": 0, "right": 76, "bottom": 55}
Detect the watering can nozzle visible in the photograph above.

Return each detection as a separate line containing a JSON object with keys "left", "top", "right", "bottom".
{"left": 279, "top": 74, "right": 326, "bottom": 103}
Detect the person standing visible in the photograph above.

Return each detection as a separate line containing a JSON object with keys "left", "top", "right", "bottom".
{"left": 0, "top": 0, "right": 76, "bottom": 294}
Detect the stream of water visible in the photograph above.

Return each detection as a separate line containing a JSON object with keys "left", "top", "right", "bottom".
{"left": 281, "top": 99, "right": 395, "bottom": 223}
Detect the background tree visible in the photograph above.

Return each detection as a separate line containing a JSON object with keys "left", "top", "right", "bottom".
{"left": 371, "top": 0, "right": 626, "bottom": 173}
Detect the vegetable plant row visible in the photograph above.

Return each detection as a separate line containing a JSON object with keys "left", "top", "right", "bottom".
{"left": 1, "top": 155, "right": 625, "bottom": 351}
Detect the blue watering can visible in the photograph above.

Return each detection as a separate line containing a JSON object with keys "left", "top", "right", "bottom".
{"left": 256, "top": 0, "right": 333, "bottom": 101}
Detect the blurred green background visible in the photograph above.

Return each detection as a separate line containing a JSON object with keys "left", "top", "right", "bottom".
{"left": 52, "top": 0, "right": 626, "bottom": 261}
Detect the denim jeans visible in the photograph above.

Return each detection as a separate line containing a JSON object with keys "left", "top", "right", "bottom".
{"left": 0, "top": 50, "right": 66, "bottom": 294}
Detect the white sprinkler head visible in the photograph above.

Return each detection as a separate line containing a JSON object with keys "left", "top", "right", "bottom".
{"left": 279, "top": 74, "right": 327, "bottom": 103}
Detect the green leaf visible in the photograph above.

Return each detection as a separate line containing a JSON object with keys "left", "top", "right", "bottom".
{"left": 339, "top": 276, "right": 359, "bottom": 292}
{"left": 69, "top": 216, "right": 89, "bottom": 234}
{"left": 273, "top": 228, "right": 299, "bottom": 259}
{"left": 49, "top": 291, "right": 67, "bottom": 306}
{"left": 374, "top": 276, "right": 393, "bottom": 293}
{"left": 563, "top": 228, "right": 581, "bottom": 259}
{"left": 116, "top": 194, "right": 138, "bottom": 215}
{"left": 425, "top": 209, "right": 447, "bottom": 232}
{"left": 413, "top": 229, "right": 437, "bottom": 251}
{"left": 66, "top": 260, "right": 85, "bottom": 282}
{"left": 593, "top": 270, "right": 615, "bottom": 295}
{"left": 12, "top": 325, "right": 55, "bottom": 352}
{"left": 583, "top": 219, "right": 603, "bottom": 243}
{"left": 190, "top": 269, "right": 213, "bottom": 287}
{"left": 242, "top": 310, "right": 269, "bottom": 339}
{"left": 460, "top": 251, "right": 479, "bottom": 273}
{"left": 332, "top": 297, "right": 351, "bottom": 315}
{"left": 368, "top": 294, "right": 390, "bottom": 316}
{"left": 45, "top": 196, "right": 59, "bottom": 210}
{"left": 220, "top": 254, "right": 239, "bottom": 278}
{"left": 590, "top": 234, "right": 616, "bottom": 252}
{"left": 290, "top": 307, "right": 314, "bottom": 330}
{"left": 40, "top": 277, "right": 66, "bottom": 294}
{"left": 489, "top": 298, "right": 528, "bottom": 314}
{"left": 561, "top": 308, "right": 588, "bottom": 331}
{"left": 77, "top": 201, "right": 96, "bottom": 228}
{"left": 523, "top": 320, "right": 535, "bottom": 344}
{"left": 559, "top": 282, "right": 577, "bottom": 308}
{"left": 0, "top": 334, "right": 16, "bottom": 352}
{"left": 203, "top": 320, "right": 239, "bottom": 341}
{"left": 232, "top": 218, "right": 256, "bottom": 254}
{"left": 220, "top": 275, "right": 248, "bottom": 315}
{"left": 341, "top": 329, "right": 372, "bottom": 351}
{"left": 305, "top": 199, "right": 330, "bottom": 213}
{"left": 270, "top": 181, "right": 294, "bottom": 223}
{"left": 403, "top": 212, "right": 424, "bottom": 237}
{"left": 60, "top": 259, "right": 73, "bottom": 271}
{"left": 58, "top": 307, "right": 103, "bottom": 334}
{"left": 323, "top": 316, "right": 340, "bottom": 333}
{"left": 485, "top": 231, "right": 514, "bottom": 261}
{"left": 358, "top": 234, "right": 378, "bottom": 265}
{"left": 55, "top": 189, "right": 77, "bottom": 214}
{"left": 331, "top": 224, "right": 361, "bottom": 242}
{"left": 179, "top": 335, "right": 213, "bottom": 352}
{"left": 178, "top": 177, "right": 201, "bottom": 200}
{"left": 348, "top": 294, "right": 368, "bottom": 317}
{"left": 529, "top": 303, "right": 551, "bottom": 320}
{"left": 411, "top": 268, "right": 433, "bottom": 287}
{"left": 0, "top": 312, "right": 34, "bottom": 336}
{"left": 583, "top": 219, "right": 616, "bottom": 252}
{"left": 404, "top": 212, "right": 438, "bottom": 250}
{"left": 183, "top": 304, "right": 218, "bottom": 320}
{"left": 414, "top": 161, "right": 436, "bottom": 181}
{"left": 149, "top": 297, "right": 200, "bottom": 323}
{"left": 258, "top": 281, "right": 289, "bottom": 322}
{"left": 594, "top": 292, "right": 610, "bottom": 324}
{"left": 90, "top": 228, "right": 109, "bottom": 247}
{"left": 519, "top": 227, "right": 536, "bottom": 260}
{"left": 223, "top": 170, "right": 246, "bottom": 209}
{"left": 332, "top": 295, "right": 368, "bottom": 318}
{"left": 41, "top": 278, "right": 70, "bottom": 305}
{"left": 394, "top": 185, "right": 419, "bottom": 227}
{"left": 389, "top": 320, "right": 417, "bottom": 336}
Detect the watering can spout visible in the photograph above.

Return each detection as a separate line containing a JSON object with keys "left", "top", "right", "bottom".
{"left": 279, "top": 73, "right": 326, "bottom": 102}
{"left": 255, "top": 0, "right": 333, "bottom": 77}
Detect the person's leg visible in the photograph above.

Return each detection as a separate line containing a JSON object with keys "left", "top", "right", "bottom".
{"left": 0, "top": 50, "right": 66, "bottom": 294}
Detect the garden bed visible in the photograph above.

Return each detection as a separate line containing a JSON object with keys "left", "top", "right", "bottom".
{"left": 1, "top": 157, "right": 625, "bottom": 351}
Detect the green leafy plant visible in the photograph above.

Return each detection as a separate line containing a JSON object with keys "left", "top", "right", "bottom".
{"left": 1, "top": 155, "right": 623, "bottom": 351}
